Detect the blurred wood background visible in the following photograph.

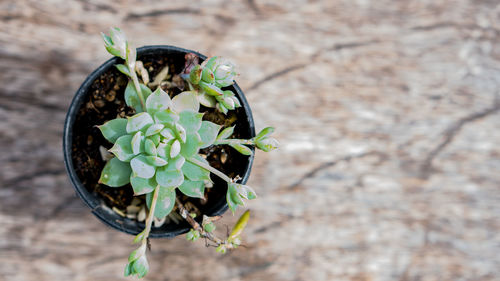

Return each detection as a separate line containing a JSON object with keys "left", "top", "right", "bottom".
{"left": 1, "top": 0, "right": 499, "bottom": 280}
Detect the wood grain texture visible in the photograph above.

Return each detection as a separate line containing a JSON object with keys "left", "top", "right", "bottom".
{"left": 1, "top": 0, "right": 500, "bottom": 280}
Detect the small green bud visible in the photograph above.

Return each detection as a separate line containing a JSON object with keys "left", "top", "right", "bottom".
{"left": 255, "top": 137, "right": 279, "bottom": 152}
{"left": 189, "top": 65, "right": 202, "bottom": 84}
{"left": 186, "top": 229, "right": 200, "bottom": 241}
{"left": 201, "top": 67, "right": 215, "bottom": 83}
{"left": 216, "top": 244, "right": 227, "bottom": 254}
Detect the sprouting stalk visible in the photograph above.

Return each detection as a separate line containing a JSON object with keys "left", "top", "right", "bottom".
{"left": 213, "top": 139, "right": 254, "bottom": 146}
{"left": 129, "top": 65, "right": 146, "bottom": 110}
{"left": 141, "top": 185, "right": 160, "bottom": 242}
{"left": 186, "top": 157, "right": 232, "bottom": 183}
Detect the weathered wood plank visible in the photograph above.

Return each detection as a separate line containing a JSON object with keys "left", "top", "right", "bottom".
{"left": 1, "top": 0, "right": 500, "bottom": 280}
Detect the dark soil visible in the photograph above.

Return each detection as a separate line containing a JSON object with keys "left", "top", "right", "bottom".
{"left": 71, "top": 53, "right": 250, "bottom": 221}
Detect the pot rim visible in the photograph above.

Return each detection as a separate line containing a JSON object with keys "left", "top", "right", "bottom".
{"left": 63, "top": 45, "right": 255, "bottom": 238}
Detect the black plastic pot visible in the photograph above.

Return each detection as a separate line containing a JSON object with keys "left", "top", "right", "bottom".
{"left": 63, "top": 45, "right": 255, "bottom": 238}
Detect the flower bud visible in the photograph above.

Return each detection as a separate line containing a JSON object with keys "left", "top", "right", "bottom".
{"left": 255, "top": 137, "right": 279, "bottom": 152}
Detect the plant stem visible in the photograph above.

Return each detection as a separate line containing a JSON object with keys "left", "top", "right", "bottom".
{"left": 142, "top": 185, "right": 160, "bottom": 242}
{"left": 186, "top": 157, "right": 232, "bottom": 183}
{"left": 214, "top": 139, "right": 254, "bottom": 146}
{"left": 128, "top": 65, "right": 146, "bottom": 110}
{"left": 176, "top": 198, "right": 228, "bottom": 247}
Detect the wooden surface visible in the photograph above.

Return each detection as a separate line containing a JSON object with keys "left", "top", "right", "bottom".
{"left": 1, "top": 1, "right": 500, "bottom": 280}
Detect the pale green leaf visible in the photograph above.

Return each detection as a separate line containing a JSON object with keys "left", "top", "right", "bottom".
{"left": 199, "top": 81, "right": 223, "bottom": 96}
{"left": 201, "top": 67, "right": 214, "bottom": 83}
{"left": 181, "top": 155, "right": 211, "bottom": 182}
{"left": 130, "top": 155, "right": 156, "bottom": 179}
{"left": 115, "top": 64, "right": 131, "bottom": 76}
{"left": 149, "top": 187, "right": 176, "bottom": 219}
{"left": 172, "top": 91, "right": 199, "bottom": 112}
{"left": 154, "top": 109, "right": 179, "bottom": 124}
{"left": 145, "top": 124, "right": 164, "bottom": 136}
{"left": 130, "top": 174, "right": 156, "bottom": 195}
{"left": 99, "top": 157, "right": 131, "bottom": 187}
{"left": 144, "top": 138, "right": 157, "bottom": 156}
{"left": 98, "top": 118, "right": 127, "bottom": 143}
{"left": 159, "top": 127, "right": 175, "bottom": 141}
{"left": 228, "top": 210, "right": 250, "bottom": 241}
{"left": 178, "top": 111, "right": 203, "bottom": 133}
{"left": 131, "top": 131, "right": 143, "bottom": 155}
{"left": 180, "top": 133, "right": 203, "bottom": 158}
{"left": 189, "top": 65, "right": 202, "bottom": 85}
{"left": 149, "top": 133, "right": 160, "bottom": 146}
{"left": 255, "top": 127, "right": 275, "bottom": 140}
{"left": 178, "top": 180, "right": 205, "bottom": 198}
{"left": 229, "top": 144, "right": 252, "bottom": 156}
{"left": 146, "top": 88, "right": 171, "bottom": 115}
{"left": 216, "top": 126, "right": 235, "bottom": 140}
{"left": 145, "top": 156, "right": 168, "bottom": 167}
{"left": 175, "top": 123, "right": 187, "bottom": 143}
{"left": 155, "top": 166, "right": 184, "bottom": 188}
{"left": 126, "top": 112, "right": 154, "bottom": 133}
{"left": 124, "top": 81, "right": 152, "bottom": 112}
{"left": 170, "top": 139, "right": 181, "bottom": 158}
{"left": 132, "top": 256, "right": 149, "bottom": 278}
{"left": 197, "top": 92, "right": 217, "bottom": 108}
{"left": 198, "top": 121, "right": 221, "bottom": 148}
{"left": 109, "top": 135, "right": 134, "bottom": 162}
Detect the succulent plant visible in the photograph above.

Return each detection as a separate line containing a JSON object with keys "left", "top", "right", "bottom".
{"left": 182, "top": 55, "right": 241, "bottom": 114}
{"left": 98, "top": 28, "right": 279, "bottom": 278}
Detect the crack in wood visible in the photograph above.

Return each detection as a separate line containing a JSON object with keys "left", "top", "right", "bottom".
{"left": 419, "top": 101, "right": 500, "bottom": 179}
{"left": 248, "top": 39, "right": 379, "bottom": 91}
{"left": 284, "top": 151, "right": 386, "bottom": 192}
{"left": 126, "top": 8, "right": 201, "bottom": 19}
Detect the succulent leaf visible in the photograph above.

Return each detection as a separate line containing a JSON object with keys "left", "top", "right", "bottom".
{"left": 144, "top": 138, "right": 157, "bottom": 156}
{"left": 145, "top": 124, "right": 164, "bottom": 137}
{"left": 255, "top": 137, "right": 279, "bottom": 152}
{"left": 130, "top": 174, "right": 156, "bottom": 195}
{"left": 170, "top": 139, "right": 181, "bottom": 158}
{"left": 172, "top": 91, "right": 199, "bottom": 112}
{"left": 159, "top": 127, "right": 175, "bottom": 140}
{"left": 110, "top": 135, "right": 135, "bottom": 161}
{"left": 115, "top": 64, "right": 131, "bottom": 76}
{"left": 178, "top": 180, "right": 205, "bottom": 198}
{"left": 228, "top": 210, "right": 250, "bottom": 242}
{"left": 229, "top": 143, "right": 253, "bottom": 156}
{"left": 201, "top": 67, "right": 215, "bottom": 83}
{"left": 149, "top": 133, "right": 161, "bottom": 146}
{"left": 125, "top": 81, "right": 152, "bottom": 112}
{"left": 216, "top": 126, "right": 235, "bottom": 140}
{"left": 146, "top": 88, "right": 171, "bottom": 115}
{"left": 155, "top": 166, "right": 184, "bottom": 188}
{"left": 98, "top": 118, "right": 128, "bottom": 143}
{"left": 146, "top": 186, "right": 176, "bottom": 219}
{"left": 131, "top": 131, "right": 143, "bottom": 155}
{"left": 201, "top": 56, "right": 217, "bottom": 69}
{"left": 181, "top": 155, "right": 211, "bottom": 182}
{"left": 154, "top": 109, "right": 179, "bottom": 124}
{"left": 196, "top": 92, "right": 217, "bottom": 108}
{"left": 189, "top": 65, "right": 202, "bottom": 84}
{"left": 130, "top": 155, "right": 156, "bottom": 179}
{"left": 126, "top": 112, "right": 154, "bottom": 133}
{"left": 99, "top": 157, "right": 132, "bottom": 187}
{"left": 199, "top": 81, "right": 223, "bottom": 96}
{"left": 255, "top": 127, "right": 275, "bottom": 140}
{"left": 132, "top": 255, "right": 149, "bottom": 278}
{"left": 226, "top": 183, "right": 257, "bottom": 213}
{"left": 178, "top": 111, "right": 203, "bottom": 133}
{"left": 180, "top": 133, "right": 203, "bottom": 158}
{"left": 146, "top": 156, "right": 168, "bottom": 167}
{"left": 198, "top": 121, "right": 221, "bottom": 148}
